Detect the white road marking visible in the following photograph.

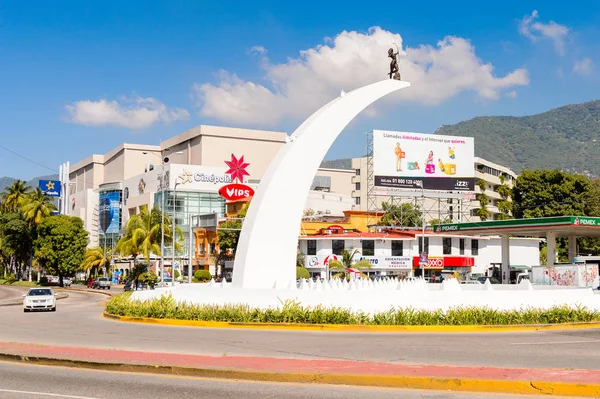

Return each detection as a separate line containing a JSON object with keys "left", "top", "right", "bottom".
{"left": 510, "top": 340, "right": 600, "bottom": 345}
{"left": 0, "top": 388, "right": 102, "bottom": 399}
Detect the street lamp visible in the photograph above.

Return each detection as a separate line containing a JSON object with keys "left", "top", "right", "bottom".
{"left": 142, "top": 149, "right": 182, "bottom": 287}
{"left": 172, "top": 180, "right": 181, "bottom": 287}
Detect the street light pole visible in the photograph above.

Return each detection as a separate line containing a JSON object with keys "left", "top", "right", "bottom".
{"left": 420, "top": 185, "right": 425, "bottom": 279}
{"left": 160, "top": 158, "right": 165, "bottom": 287}
{"left": 172, "top": 181, "right": 180, "bottom": 287}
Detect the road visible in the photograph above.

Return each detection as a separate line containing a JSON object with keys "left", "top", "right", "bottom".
{"left": 0, "top": 285, "right": 27, "bottom": 304}
{"left": 0, "top": 361, "right": 582, "bottom": 399}
{"left": 0, "top": 287, "right": 599, "bottom": 369}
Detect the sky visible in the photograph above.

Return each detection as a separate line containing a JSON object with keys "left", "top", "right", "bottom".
{"left": 1, "top": 0, "right": 600, "bottom": 180}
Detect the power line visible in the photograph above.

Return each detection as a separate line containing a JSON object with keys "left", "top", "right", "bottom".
{"left": 0, "top": 144, "right": 59, "bottom": 174}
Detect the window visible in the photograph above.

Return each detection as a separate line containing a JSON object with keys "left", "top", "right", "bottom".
{"left": 355, "top": 197, "right": 361, "bottom": 205}
{"left": 443, "top": 238, "right": 452, "bottom": 255}
{"left": 198, "top": 244, "right": 205, "bottom": 254}
{"left": 209, "top": 243, "right": 216, "bottom": 255}
{"left": 362, "top": 240, "right": 374, "bottom": 256}
{"left": 391, "top": 241, "right": 403, "bottom": 256}
{"left": 472, "top": 239, "right": 479, "bottom": 256}
{"left": 332, "top": 240, "right": 345, "bottom": 255}
{"left": 459, "top": 238, "right": 465, "bottom": 255}
{"left": 355, "top": 182, "right": 361, "bottom": 190}
{"left": 355, "top": 169, "right": 361, "bottom": 176}
{"left": 307, "top": 240, "right": 317, "bottom": 256}
{"left": 418, "top": 237, "right": 429, "bottom": 254}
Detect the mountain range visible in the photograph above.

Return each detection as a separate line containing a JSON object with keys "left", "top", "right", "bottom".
{"left": 0, "top": 174, "right": 59, "bottom": 193}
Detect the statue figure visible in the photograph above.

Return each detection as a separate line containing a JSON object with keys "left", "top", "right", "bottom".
{"left": 388, "top": 44, "right": 401, "bottom": 80}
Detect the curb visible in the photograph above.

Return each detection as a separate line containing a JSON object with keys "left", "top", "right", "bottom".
{"left": 0, "top": 351, "right": 598, "bottom": 397}
{"left": 0, "top": 294, "right": 69, "bottom": 307}
{"left": 103, "top": 312, "right": 600, "bottom": 333}
{"left": 57, "top": 287, "right": 114, "bottom": 297}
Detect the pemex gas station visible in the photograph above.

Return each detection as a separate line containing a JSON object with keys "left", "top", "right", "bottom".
{"left": 433, "top": 216, "right": 600, "bottom": 284}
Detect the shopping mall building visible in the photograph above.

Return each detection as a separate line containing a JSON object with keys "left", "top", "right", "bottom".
{"left": 64, "top": 124, "right": 536, "bottom": 277}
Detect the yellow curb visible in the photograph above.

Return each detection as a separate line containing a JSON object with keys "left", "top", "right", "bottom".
{"left": 103, "top": 312, "right": 600, "bottom": 333}
{"left": 0, "top": 351, "right": 598, "bottom": 397}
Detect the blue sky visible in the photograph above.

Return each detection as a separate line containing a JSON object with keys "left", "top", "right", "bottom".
{"left": 1, "top": 0, "right": 599, "bottom": 180}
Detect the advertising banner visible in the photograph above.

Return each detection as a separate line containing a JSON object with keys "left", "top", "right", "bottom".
{"left": 99, "top": 191, "right": 121, "bottom": 234}
{"left": 39, "top": 180, "right": 61, "bottom": 197}
{"left": 358, "top": 256, "right": 412, "bottom": 270}
{"left": 373, "top": 130, "right": 475, "bottom": 191}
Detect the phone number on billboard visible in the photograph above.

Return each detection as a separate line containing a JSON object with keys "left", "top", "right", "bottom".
{"left": 374, "top": 176, "right": 474, "bottom": 191}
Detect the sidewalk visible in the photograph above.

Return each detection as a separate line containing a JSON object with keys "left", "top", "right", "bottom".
{"left": 0, "top": 341, "right": 598, "bottom": 397}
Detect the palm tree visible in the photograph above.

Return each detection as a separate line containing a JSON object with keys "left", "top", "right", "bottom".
{"left": 329, "top": 248, "right": 372, "bottom": 280}
{"left": 21, "top": 188, "right": 57, "bottom": 225}
{"left": 80, "top": 246, "right": 112, "bottom": 278}
{"left": 1, "top": 180, "right": 31, "bottom": 213}
{"left": 115, "top": 205, "right": 183, "bottom": 265}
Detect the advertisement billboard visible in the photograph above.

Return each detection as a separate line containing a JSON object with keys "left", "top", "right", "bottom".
{"left": 373, "top": 130, "right": 475, "bottom": 191}
{"left": 99, "top": 191, "right": 121, "bottom": 234}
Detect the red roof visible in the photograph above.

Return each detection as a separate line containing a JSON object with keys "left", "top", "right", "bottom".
{"left": 301, "top": 230, "right": 416, "bottom": 239}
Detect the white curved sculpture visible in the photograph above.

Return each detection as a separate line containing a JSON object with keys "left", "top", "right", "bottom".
{"left": 232, "top": 80, "right": 411, "bottom": 289}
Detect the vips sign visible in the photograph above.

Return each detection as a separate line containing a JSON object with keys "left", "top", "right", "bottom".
{"left": 39, "top": 180, "right": 61, "bottom": 197}
{"left": 373, "top": 130, "right": 475, "bottom": 191}
{"left": 219, "top": 184, "right": 255, "bottom": 201}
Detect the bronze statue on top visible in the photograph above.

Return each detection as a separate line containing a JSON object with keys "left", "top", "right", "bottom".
{"left": 388, "top": 44, "right": 401, "bottom": 80}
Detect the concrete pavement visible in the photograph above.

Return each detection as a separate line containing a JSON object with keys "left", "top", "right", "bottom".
{"left": 1, "top": 361, "right": 579, "bottom": 399}
{"left": 0, "top": 289, "right": 598, "bottom": 369}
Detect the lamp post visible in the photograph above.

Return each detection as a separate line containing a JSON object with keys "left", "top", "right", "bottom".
{"left": 172, "top": 181, "right": 181, "bottom": 287}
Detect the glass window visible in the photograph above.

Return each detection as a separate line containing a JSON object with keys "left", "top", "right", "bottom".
{"left": 443, "top": 237, "right": 452, "bottom": 255}
{"left": 332, "top": 240, "right": 345, "bottom": 255}
{"left": 307, "top": 240, "right": 317, "bottom": 256}
{"left": 459, "top": 238, "right": 465, "bottom": 255}
{"left": 418, "top": 237, "right": 429, "bottom": 254}
{"left": 472, "top": 239, "right": 479, "bottom": 256}
{"left": 355, "top": 197, "right": 361, "bottom": 205}
{"left": 209, "top": 243, "right": 216, "bottom": 255}
{"left": 391, "top": 240, "right": 403, "bottom": 256}
{"left": 362, "top": 240, "right": 374, "bottom": 256}
{"left": 355, "top": 169, "right": 360, "bottom": 175}
{"left": 355, "top": 182, "right": 361, "bottom": 190}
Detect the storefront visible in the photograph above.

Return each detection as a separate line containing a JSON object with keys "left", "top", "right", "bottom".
{"left": 411, "top": 255, "right": 474, "bottom": 281}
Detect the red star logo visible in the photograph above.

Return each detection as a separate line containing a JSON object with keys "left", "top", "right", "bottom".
{"left": 224, "top": 154, "right": 250, "bottom": 183}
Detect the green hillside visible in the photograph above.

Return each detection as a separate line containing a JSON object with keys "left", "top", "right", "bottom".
{"left": 435, "top": 100, "right": 600, "bottom": 175}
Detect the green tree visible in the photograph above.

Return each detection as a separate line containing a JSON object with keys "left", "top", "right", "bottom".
{"left": 429, "top": 218, "right": 452, "bottom": 226}
{"left": 35, "top": 215, "right": 88, "bottom": 287}
{"left": 217, "top": 205, "right": 248, "bottom": 256}
{"left": 329, "top": 248, "right": 372, "bottom": 280}
{"left": 296, "top": 266, "right": 310, "bottom": 280}
{"left": 80, "top": 246, "right": 111, "bottom": 277}
{"left": 512, "top": 170, "right": 589, "bottom": 218}
{"left": 21, "top": 187, "right": 57, "bottom": 226}
{"left": 116, "top": 205, "right": 182, "bottom": 264}
{"left": 1, "top": 180, "right": 31, "bottom": 213}
{"left": 296, "top": 250, "right": 305, "bottom": 267}
{"left": 378, "top": 202, "right": 422, "bottom": 227}
{"left": 0, "top": 212, "right": 35, "bottom": 280}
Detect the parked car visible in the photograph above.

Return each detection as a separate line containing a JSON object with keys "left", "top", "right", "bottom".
{"left": 92, "top": 277, "right": 111, "bottom": 289}
{"left": 477, "top": 276, "right": 501, "bottom": 284}
{"left": 86, "top": 278, "right": 95, "bottom": 288}
{"left": 23, "top": 288, "right": 57, "bottom": 312}
{"left": 62, "top": 277, "right": 72, "bottom": 287}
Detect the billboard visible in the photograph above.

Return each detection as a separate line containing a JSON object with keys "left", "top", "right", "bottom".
{"left": 373, "top": 130, "right": 475, "bottom": 191}
{"left": 99, "top": 191, "right": 121, "bottom": 234}
{"left": 39, "top": 180, "right": 61, "bottom": 197}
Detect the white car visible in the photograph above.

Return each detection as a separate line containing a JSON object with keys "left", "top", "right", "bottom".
{"left": 23, "top": 288, "right": 57, "bottom": 312}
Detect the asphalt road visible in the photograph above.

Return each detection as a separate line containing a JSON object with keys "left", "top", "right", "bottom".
{"left": 0, "top": 287, "right": 599, "bottom": 369}
{"left": 0, "top": 361, "right": 582, "bottom": 399}
{"left": 0, "top": 285, "right": 27, "bottom": 304}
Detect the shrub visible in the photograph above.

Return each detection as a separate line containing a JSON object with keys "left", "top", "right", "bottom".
{"left": 104, "top": 294, "right": 600, "bottom": 326}
{"left": 296, "top": 266, "right": 310, "bottom": 280}
{"left": 5, "top": 273, "right": 16, "bottom": 284}
{"left": 174, "top": 270, "right": 181, "bottom": 279}
{"left": 139, "top": 272, "right": 158, "bottom": 289}
{"left": 193, "top": 270, "right": 212, "bottom": 282}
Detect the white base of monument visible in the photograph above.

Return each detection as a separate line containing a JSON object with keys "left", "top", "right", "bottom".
{"left": 131, "top": 278, "right": 600, "bottom": 313}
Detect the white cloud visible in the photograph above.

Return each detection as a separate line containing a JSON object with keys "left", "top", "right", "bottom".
{"left": 65, "top": 96, "right": 189, "bottom": 129}
{"left": 506, "top": 90, "right": 517, "bottom": 98}
{"left": 192, "top": 27, "right": 529, "bottom": 127}
{"left": 519, "top": 10, "right": 570, "bottom": 55}
{"left": 573, "top": 58, "right": 594, "bottom": 76}
{"left": 249, "top": 45, "right": 267, "bottom": 55}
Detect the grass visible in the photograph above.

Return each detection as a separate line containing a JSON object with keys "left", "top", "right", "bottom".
{"left": 105, "top": 293, "right": 600, "bottom": 326}
{"left": 0, "top": 279, "right": 39, "bottom": 287}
